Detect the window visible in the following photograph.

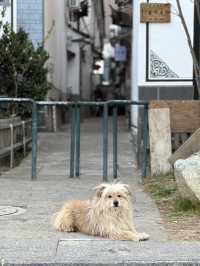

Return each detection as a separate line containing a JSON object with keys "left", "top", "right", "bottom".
{"left": 0, "top": 0, "right": 10, "bottom": 6}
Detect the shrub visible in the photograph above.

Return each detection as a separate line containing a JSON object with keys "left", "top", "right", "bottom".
{"left": 0, "top": 23, "right": 52, "bottom": 100}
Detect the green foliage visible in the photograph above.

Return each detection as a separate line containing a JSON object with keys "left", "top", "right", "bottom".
{"left": 145, "top": 173, "right": 200, "bottom": 217}
{"left": 174, "top": 198, "right": 200, "bottom": 214}
{"left": 0, "top": 22, "right": 52, "bottom": 101}
{"left": 145, "top": 173, "right": 177, "bottom": 199}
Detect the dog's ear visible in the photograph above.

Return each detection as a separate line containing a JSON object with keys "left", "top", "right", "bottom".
{"left": 93, "top": 184, "right": 107, "bottom": 198}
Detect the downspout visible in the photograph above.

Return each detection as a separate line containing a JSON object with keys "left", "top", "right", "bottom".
{"left": 131, "top": 0, "right": 140, "bottom": 156}
{"left": 131, "top": 0, "right": 140, "bottom": 136}
{"left": 11, "top": 0, "right": 13, "bottom": 30}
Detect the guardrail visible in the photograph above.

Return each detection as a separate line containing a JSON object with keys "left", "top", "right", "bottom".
{"left": 0, "top": 119, "right": 32, "bottom": 168}
{"left": 0, "top": 98, "right": 37, "bottom": 180}
{"left": 0, "top": 98, "right": 149, "bottom": 181}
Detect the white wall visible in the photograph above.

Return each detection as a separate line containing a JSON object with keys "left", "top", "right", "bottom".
{"left": 66, "top": 0, "right": 101, "bottom": 99}
{"left": 136, "top": 0, "right": 194, "bottom": 87}
{"left": 81, "top": 44, "right": 93, "bottom": 99}
{"left": 67, "top": 29, "right": 80, "bottom": 96}
{"left": 44, "top": 0, "right": 68, "bottom": 95}
{"left": 0, "top": 0, "right": 17, "bottom": 35}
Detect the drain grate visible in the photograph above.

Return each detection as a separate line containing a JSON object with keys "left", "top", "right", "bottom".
{"left": 0, "top": 206, "right": 26, "bottom": 217}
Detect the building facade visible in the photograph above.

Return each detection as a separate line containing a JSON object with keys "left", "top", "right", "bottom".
{"left": 0, "top": 0, "right": 105, "bottom": 103}
{"left": 132, "top": 0, "right": 194, "bottom": 105}
{"left": 17, "top": 0, "right": 43, "bottom": 46}
{"left": 0, "top": 0, "right": 17, "bottom": 34}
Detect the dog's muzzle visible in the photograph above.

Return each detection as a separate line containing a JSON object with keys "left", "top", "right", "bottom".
{"left": 113, "top": 200, "right": 119, "bottom": 208}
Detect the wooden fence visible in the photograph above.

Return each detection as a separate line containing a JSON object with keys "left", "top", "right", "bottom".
{"left": 150, "top": 101, "right": 200, "bottom": 150}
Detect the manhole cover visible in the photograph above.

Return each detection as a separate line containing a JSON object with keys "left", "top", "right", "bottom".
{"left": 0, "top": 206, "right": 26, "bottom": 217}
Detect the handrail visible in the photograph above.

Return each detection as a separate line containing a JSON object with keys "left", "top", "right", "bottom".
{"left": 0, "top": 119, "right": 32, "bottom": 130}
{"left": 0, "top": 119, "right": 32, "bottom": 168}
{"left": 0, "top": 98, "right": 149, "bottom": 181}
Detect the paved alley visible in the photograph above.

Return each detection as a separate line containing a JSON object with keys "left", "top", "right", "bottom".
{"left": 0, "top": 118, "right": 200, "bottom": 265}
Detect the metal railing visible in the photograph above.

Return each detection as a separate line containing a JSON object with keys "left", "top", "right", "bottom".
{"left": 0, "top": 98, "right": 149, "bottom": 181}
{"left": 0, "top": 119, "right": 32, "bottom": 168}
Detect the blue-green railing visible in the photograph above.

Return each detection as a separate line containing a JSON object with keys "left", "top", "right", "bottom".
{"left": 0, "top": 99, "right": 149, "bottom": 181}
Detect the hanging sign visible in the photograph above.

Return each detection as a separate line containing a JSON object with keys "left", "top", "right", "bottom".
{"left": 140, "top": 3, "right": 171, "bottom": 23}
{"left": 114, "top": 45, "right": 127, "bottom": 62}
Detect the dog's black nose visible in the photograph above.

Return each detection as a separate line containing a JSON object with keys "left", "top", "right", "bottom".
{"left": 113, "top": 200, "right": 119, "bottom": 207}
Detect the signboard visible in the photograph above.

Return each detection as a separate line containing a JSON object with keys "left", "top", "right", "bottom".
{"left": 114, "top": 45, "right": 127, "bottom": 62}
{"left": 140, "top": 3, "right": 171, "bottom": 23}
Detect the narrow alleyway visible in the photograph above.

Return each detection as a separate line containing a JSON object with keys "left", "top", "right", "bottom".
{"left": 1, "top": 118, "right": 200, "bottom": 265}
{"left": 2, "top": 117, "right": 140, "bottom": 181}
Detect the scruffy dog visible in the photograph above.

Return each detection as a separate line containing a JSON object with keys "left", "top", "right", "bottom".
{"left": 53, "top": 183, "right": 149, "bottom": 241}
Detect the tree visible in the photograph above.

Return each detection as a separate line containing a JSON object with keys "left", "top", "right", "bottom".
{"left": 0, "top": 17, "right": 52, "bottom": 101}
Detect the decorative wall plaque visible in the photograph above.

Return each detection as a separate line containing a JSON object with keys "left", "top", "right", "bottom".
{"left": 140, "top": 3, "right": 171, "bottom": 23}
{"left": 150, "top": 50, "right": 179, "bottom": 79}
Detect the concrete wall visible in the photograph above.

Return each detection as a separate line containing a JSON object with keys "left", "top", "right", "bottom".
{"left": 66, "top": 28, "right": 93, "bottom": 100}
{"left": 17, "top": 0, "right": 43, "bottom": 46}
{"left": 44, "top": 0, "right": 68, "bottom": 96}
{"left": 67, "top": 29, "right": 80, "bottom": 97}
{"left": 81, "top": 44, "right": 93, "bottom": 100}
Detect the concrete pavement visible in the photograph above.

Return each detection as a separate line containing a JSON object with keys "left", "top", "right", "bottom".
{"left": 0, "top": 118, "right": 200, "bottom": 265}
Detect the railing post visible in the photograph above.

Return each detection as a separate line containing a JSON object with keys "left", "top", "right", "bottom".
{"left": 102, "top": 103, "right": 108, "bottom": 182}
{"left": 75, "top": 104, "right": 80, "bottom": 177}
{"left": 10, "top": 124, "right": 14, "bottom": 169}
{"left": 22, "top": 121, "right": 26, "bottom": 157}
{"left": 113, "top": 105, "right": 118, "bottom": 179}
{"left": 141, "top": 104, "right": 149, "bottom": 181}
{"left": 52, "top": 105, "right": 57, "bottom": 132}
{"left": 31, "top": 101, "right": 38, "bottom": 181}
{"left": 70, "top": 105, "right": 76, "bottom": 178}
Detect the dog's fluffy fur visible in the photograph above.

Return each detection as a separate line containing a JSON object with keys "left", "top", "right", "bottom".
{"left": 53, "top": 183, "right": 149, "bottom": 241}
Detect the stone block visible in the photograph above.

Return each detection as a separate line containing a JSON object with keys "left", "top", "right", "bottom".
{"left": 174, "top": 152, "right": 200, "bottom": 203}
{"left": 149, "top": 108, "right": 172, "bottom": 176}
{"left": 169, "top": 128, "right": 200, "bottom": 165}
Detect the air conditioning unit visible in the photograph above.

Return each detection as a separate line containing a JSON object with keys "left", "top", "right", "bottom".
{"left": 67, "top": 0, "right": 80, "bottom": 9}
{"left": 115, "top": 0, "right": 131, "bottom": 6}
{"left": 0, "top": 0, "right": 10, "bottom": 6}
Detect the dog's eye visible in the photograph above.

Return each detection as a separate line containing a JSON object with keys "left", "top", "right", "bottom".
{"left": 117, "top": 195, "right": 121, "bottom": 198}
{"left": 108, "top": 195, "right": 112, "bottom": 198}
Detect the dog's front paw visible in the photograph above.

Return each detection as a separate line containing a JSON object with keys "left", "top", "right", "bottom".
{"left": 59, "top": 224, "right": 75, "bottom": 232}
{"left": 137, "top": 232, "right": 149, "bottom": 241}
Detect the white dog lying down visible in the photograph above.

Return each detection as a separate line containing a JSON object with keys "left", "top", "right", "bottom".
{"left": 53, "top": 183, "right": 149, "bottom": 241}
